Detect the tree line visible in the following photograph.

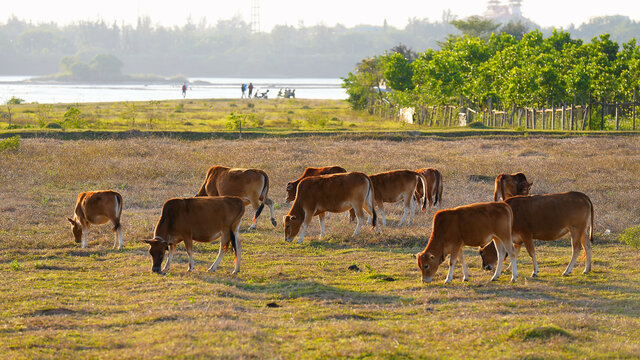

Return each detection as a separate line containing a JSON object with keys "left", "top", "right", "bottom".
{"left": 1, "top": 14, "right": 639, "bottom": 78}
{"left": 343, "top": 28, "right": 639, "bottom": 131}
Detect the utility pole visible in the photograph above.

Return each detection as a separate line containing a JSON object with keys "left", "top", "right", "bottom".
{"left": 251, "top": 0, "right": 261, "bottom": 34}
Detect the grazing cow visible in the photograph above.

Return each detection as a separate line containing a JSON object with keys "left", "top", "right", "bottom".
{"left": 196, "top": 166, "right": 276, "bottom": 230}
{"left": 479, "top": 191, "right": 594, "bottom": 277}
{"left": 493, "top": 172, "right": 533, "bottom": 201}
{"left": 414, "top": 168, "right": 443, "bottom": 208}
{"left": 67, "top": 190, "right": 123, "bottom": 249}
{"left": 283, "top": 172, "right": 377, "bottom": 243}
{"left": 286, "top": 165, "right": 357, "bottom": 222}
{"left": 369, "top": 170, "right": 427, "bottom": 226}
{"left": 143, "top": 196, "right": 245, "bottom": 274}
{"left": 416, "top": 202, "right": 518, "bottom": 284}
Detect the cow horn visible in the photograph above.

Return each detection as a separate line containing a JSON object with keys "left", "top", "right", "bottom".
{"left": 66, "top": 217, "right": 75, "bottom": 225}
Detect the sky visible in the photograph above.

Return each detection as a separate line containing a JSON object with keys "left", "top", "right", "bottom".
{"left": 3, "top": 0, "right": 639, "bottom": 30}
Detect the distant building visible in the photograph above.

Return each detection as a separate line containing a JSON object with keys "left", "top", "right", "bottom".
{"left": 483, "top": 0, "right": 524, "bottom": 24}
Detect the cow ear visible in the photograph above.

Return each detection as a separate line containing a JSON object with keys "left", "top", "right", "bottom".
{"left": 290, "top": 215, "right": 297, "bottom": 221}
{"left": 412, "top": 253, "right": 418, "bottom": 259}
{"left": 66, "top": 217, "right": 75, "bottom": 225}
{"left": 428, "top": 253, "right": 435, "bottom": 260}
{"left": 143, "top": 239, "right": 157, "bottom": 245}
{"left": 528, "top": 181, "right": 533, "bottom": 186}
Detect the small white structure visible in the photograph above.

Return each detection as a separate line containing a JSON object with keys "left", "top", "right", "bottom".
{"left": 458, "top": 113, "right": 468, "bottom": 126}
{"left": 399, "top": 107, "right": 416, "bottom": 124}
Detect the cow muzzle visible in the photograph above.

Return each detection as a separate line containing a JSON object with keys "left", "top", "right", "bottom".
{"left": 152, "top": 266, "right": 162, "bottom": 274}
{"left": 421, "top": 276, "right": 432, "bottom": 283}
{"left": 483, "top": 264, "right": 494, "bottom": 271}
{"left": 285, "top": 237, "right": 293, "bottom": 242}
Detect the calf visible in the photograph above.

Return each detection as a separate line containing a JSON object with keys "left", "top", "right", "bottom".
{"left": 286, "top": 165, "right": 357, "bottom": 222}
{"left": 67, "top": 190, "right": 123, "bottom": 249}
{"left": 416, "top": 202, "right": 518, "bottom": 284}
{"left": 143, "top": 196, "right": 245, "bottom": 274}
{"left": 479, "top": 191, "right": 594, "bottom": 277}
{"left": 414, "top": 168, "right": 443, "bottom": 208}
{"left": 283, "top": 172, "right": 377, "bottom": 243}
{"left": 493, "top": 172, "right": 532, "bottom": 201}
{"left": 196, "top": 166, "right": 276, "bottom": 230}
{"left": 369, "top": 170, "right": 427, "bottom": 226}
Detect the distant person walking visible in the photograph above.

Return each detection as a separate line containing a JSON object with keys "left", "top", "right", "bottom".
{"left": 241, "top": 84, "right": 247, "bottom": 98}
{"left": 248, "top": 82, "right": 254, "bottom": 98}
{"left": 182, "top": 83, "right": 187, "bottom": 98}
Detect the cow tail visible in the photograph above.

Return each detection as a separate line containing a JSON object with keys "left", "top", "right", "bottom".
{"left": 195, "top": 172, "right": 210, "bottom": 197}
{"left": 494, "top": 176, "right": 503, "bottom": 202}
{"left": 434, "top": 171, "right": 442, "bottom": 206}
{"left": 229, "top": 229, "right": 237, "bottom": 253}
{"left": 589, "top": 197, "right": 594, "bottom": 244}
{"left": 113, "top": 193, "right": 123, "bottom": 232}
{"left": 366, "top": 177, "right": 377, "bottom": 229}
{"left": 419, "top": 173, "right": 427, "bottom": 212}
{"left": 252, "top": 172, "right": 269, "bottom": 222}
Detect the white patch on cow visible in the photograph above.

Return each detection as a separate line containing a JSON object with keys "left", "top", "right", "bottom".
{"left": 459, "top": 252, "right": 469, "bottom": 282}
{"left": 445, "top": 255, "right": 457, "bottom": 284}
{"left": 81, "top": 229, "right": 88, "bottom": 249}
{"left": 162, "top": 245, "right": 175, "bottom": 273}
{"left": 297, "top": 223, "right": 307, "bottom": 244}
{"left": 319, "top": 215, "right": 326, "bottom": 238}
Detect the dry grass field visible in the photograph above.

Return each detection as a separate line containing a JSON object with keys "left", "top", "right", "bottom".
{"left": 1, "top": 135, "right": 640, "bottom": 359}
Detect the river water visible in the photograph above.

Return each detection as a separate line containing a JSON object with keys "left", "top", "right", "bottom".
{"left": 0, "top": 76, "right": 347, "bottom": 104}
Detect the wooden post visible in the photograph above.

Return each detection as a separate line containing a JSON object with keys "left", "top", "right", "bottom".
{"left": 570, "top": 102, "right": 575, "bottom": 131}
{"left": 542, "top": 102, "right": 547, "bottom": 130}
{"left": 532, "top": 106, "right": 536, "bottom": 129}
{"left": 601, "top": 99, "right": 605, "bottom": 131}
{"left": 551, "top": 101, "right": 555, "bottom": 130}
{"left": 561, "top": 103, "right": 566, "bottom": 130}
{"left": 634, "top": 89, "right": 637, "bottom": 131}
{"left": 615, "top": 103, "right": 619, "bottom": 130}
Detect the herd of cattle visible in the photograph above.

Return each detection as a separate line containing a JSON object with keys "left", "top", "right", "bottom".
{"left": 66, "top": 166, "right": 594, "bottom": 284}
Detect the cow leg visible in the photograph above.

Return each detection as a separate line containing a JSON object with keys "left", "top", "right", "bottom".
{"left": 113, "top": 225, "right": 123, "bottom": 250}
{"left": 163, "top": 244, "right": 177, "bottom": 273}
{"left": 185, "top": 239, "right": 194, "bottom": 272}
{"left": 445, "top": 251, "right": 459, "bottom": 284}
{"left": 491, "top": 240, "right": 506, "bottom": 281}
{"left": 248, "top": 195, "right": 260, "bottom": 230}
{"left": 81, "top": 227, "right": 89, "bottom": 248}
{"left": 232, "top": 234, "right": 242, "bottom": 275}
{"left": 318, "top": 212, "right": 326, "bottom": 238}
{"left": 297, "top": 212, "right": 311, "bottom": 243}
{"left": 458, "top": 251, "right": 469, "bottom": 282}
{"left": 581, "top": 226, "right": 592, "bottom": 274}
{"left": 353, "top": 205, "right": 366, "bottom": 236}
{"left": 519, "top": 234, "right": 538, "bottom": 277}
{"left": 563, "top": 230, "right": 582, "bottom": 276}
{"left": 407, "top": 195, "right": 416, "bottom": 225}
{"left": 209, "top": 238, "right": 226, "bottom": 272}
{"left": 505, "top": 240, "right": 518, "bottom": 283}
{"left": 265, "top": 198, "right": 277, "bottom": 227}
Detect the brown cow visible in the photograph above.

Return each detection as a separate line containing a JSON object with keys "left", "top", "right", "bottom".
{"left": 196, "top": 166, "right": 276, "bottom": 230}
{"left": 414, "top": 168, "right": 443, "bottom": 208}
{"left": 67, "top": 190, "right": 123, "bottom": 249}
{"left": 369, "top": 170, "right": 427, "bottom": 226}
{"left": 416, "top": 202, "right": 518, "bottom": 284}
{"left": 286, "top": 165, "right": 357, "bottom": 222}
{"left": 143, "top": 196, "right": 245, "bottom": 274}
{"left": 493, "top": 172, "right": 533, "bottom": 201}
{"left": 283, "top": 172, "right": 377, "bottom": 243}
{"left": 479, "top": 191, "right": 594, "bottom": 277}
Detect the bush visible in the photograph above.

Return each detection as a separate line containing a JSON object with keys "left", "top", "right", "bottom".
{"left": 619, "top": 225, "right": 640, "bottom": 248}
{"left": 467, "top": 121, "right": 489, "bottom": 129}
{"left": 63, "top": 106, "right": 86, "bottom": 128}
{"left": 0, "top": 136, "right": 20, "bottom": 151}
{"left": 6, "top": 97, "right": 25, "bottom": 105}
{"left": 45, "top": 122, "right": 63, "bottom": 129}
{"left": 6, "top": 124, "right": 21, "bottom": 130}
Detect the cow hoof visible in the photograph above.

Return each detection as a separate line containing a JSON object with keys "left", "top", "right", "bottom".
{"left": 271, "top": 219, "right": 277, "bottom": 227}
{"left": 562, "top": 272, "right": 570, "bottom": 276}
{"left": 531, "top": 272, "right": 538, "bottom": 278}
{"left": 462, "top": 277, "right": 469, "bottom": 282}
{"left": 296, "top": 239, "right": 303, "bottom": 244}
{"left": 511, "top": 277, "right": 517, "bottom": 283}
{"left": 582, "top": 269, "right": 591, "bottom": 275}
{"left": 249, "top": 224, "right": 257, "bottom": 230}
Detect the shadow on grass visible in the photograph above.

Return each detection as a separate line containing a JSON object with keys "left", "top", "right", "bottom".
{"left": 194, "top": 276, "right": 402, "bottom": 305}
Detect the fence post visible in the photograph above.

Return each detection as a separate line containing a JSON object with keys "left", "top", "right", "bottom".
{"left": 561, "top": 103, "right": 566, "bottom": 130}
{"left": 601, "top": 100, "right": 605, "bottom": 130}
{"left": 615, "top": 103, "right": 619, "bottom": 131}
{"left": 551, "top": 101, "right": 555, "bottom": 130}
{"left": 634, "top": 89, "right": 637, "bottom": 131}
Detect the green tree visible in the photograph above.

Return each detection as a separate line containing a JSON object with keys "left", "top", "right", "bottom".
{"left": 450, "top": 16, "right": 499, "bottom": 40}
{"left": 384, "top": 53, "right": 414, "bottom": 91}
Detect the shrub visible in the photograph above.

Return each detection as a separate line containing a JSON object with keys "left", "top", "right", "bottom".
{"left": 467, "top": 121, "right": 488, "bottom": 129}
{"left": 45, "top": 122, "right": 63, "bottom": 129}
{"left": 619, "top": 225, "right": 640, "bottom": 248}
{"left": 63, "top": 106, "right": 86, "bottom": 128}
{"left": 6, "top": 124, "right": 21, "bottom": 129}
{"left": 0, "top": 136, "right": 20, "bottom": 151}
{"left": 6, "top": 97, "right": 25, "bottom": 105}
{"left": 174, "top": 103, "right": 184, "bottom": 113}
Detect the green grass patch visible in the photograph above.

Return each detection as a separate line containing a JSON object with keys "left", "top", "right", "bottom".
{"left": 509, "top": 325, "right": 574, "bottom": 341}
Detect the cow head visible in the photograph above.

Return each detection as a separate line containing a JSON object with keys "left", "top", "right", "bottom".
{"left": 66, "top": 217, "right": 82, "bottom": 243}
{"left": 416, "top": 251, "right": 444, "bottom": 283}
{"left": 283, "top": 214, "right": 303, "bottom": 242}
{"left": 519, "top": 181, "right": 533, "bottom": 195}
{"left": 478, "top": 242, "right": 498, "bottom": 271}
{"left": 285, "top": 182, "right": 297, "bottom": 203}
{"left": 143, "top": 237, "right": 170, "bottom": 273}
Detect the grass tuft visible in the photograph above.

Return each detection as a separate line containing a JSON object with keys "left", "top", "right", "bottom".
{"left": 509, "top": 325, "right": 574, "bottom": 341}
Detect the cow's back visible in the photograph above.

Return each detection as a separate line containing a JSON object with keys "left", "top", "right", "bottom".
{"left": 432, "top": 202, "right": 512, "bottom": 248}
{"left": 296, "top": 171, "right": 370, "bottom": 210}
{"left": 506, "top": 192, "right": 591, "bottom": 239}
{"left": 369, "top": 170, "right": 418, "bottom": 203}
{"left": 201, "top": 166, "right": 265, "bottom": 198}
{"left": 158, "top": 196, "right": 244, "bottom": 241}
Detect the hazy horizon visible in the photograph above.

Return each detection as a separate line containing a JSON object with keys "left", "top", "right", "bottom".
{"left": 4, "top": 0, "right": 639, "bottom": 31}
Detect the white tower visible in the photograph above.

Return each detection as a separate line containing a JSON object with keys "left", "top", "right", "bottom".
{"left": 509, "top": 0, "right": 523, "bottom": 18}
{"left": 251, "top": 0, "right": 261, "bottom": 33}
